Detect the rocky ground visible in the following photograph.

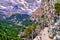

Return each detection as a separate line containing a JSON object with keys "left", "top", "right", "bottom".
{"left": 34, "top": 27, "right": 52, "bottom": 40}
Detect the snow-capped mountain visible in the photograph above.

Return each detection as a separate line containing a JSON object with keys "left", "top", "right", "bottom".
{"left": 0, "top": 0, "right": 41, "bottom": 16}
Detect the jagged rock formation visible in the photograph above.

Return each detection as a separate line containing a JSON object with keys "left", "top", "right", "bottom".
{"left": 31, "top": 0, "right": 58, "bottom": 25}
{"left": 33, "top": 0, "right": 59, "bottom": 40}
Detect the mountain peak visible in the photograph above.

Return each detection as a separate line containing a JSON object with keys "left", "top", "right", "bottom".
{"left": 0, "top": 0, "right": 41, "bottom": 16}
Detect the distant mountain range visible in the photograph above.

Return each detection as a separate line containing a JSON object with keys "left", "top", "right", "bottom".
{"left": 0, "top": 0, "right": 41, "bottom": 16}
{"left": 0, "top": 0, "right": 42, "bottom": 23}
{"left": 6, "top": 14, "right": 30, "bottom": 23}
{"left": 0, "top": 9, "right": 7, "bottom": 19}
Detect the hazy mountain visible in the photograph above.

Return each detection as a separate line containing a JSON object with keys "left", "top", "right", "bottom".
{"left": 0, "top": 0, "right": 41, "bottom": 16}
{"left": 6, "top": 14, "right": 30, "bottom": 23}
